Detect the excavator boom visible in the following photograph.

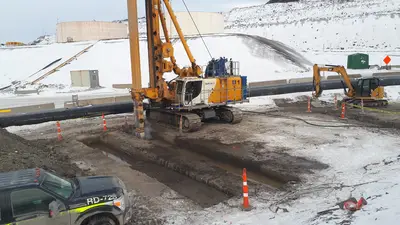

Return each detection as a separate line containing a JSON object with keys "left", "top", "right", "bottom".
{"left": 313, "top": 64, "right": 355, "bottom": 98}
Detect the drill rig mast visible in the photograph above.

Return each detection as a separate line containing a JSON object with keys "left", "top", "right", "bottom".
{"left": 127, "top": 0, "right": 248, "bottom": 138}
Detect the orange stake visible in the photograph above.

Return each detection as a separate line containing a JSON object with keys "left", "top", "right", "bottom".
{"left": 56, "top": 121, "right": 62, "bottom": 141}
{"left": 334, "top": 95, "right": 338, "bottom": 110}
{"left": 242, "top": 168, "right": 250, "bottom": 210}
{"left": 179, "top": 115, "right": 183, "bottom": 134}
{"left": 307, "top": 96, "right": 312, "bottom": 112}
{"left": 102, "top": 113, "right": 107, "bottom": 131}
{"left": 340, "top": 103, "right": 346, "bottom": 119}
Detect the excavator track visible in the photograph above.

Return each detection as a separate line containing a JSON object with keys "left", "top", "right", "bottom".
{"left": 216, "top": 107, "right": 243, "bottom": 124}
{"left": 341, "top": 98, "right": 389, "bottom": 108}
{"left": 147, "top": 109, "right": 203, "bottom": 132}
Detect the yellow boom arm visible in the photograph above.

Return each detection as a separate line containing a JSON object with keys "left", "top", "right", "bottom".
{"left": 143, "top": 0, "right": 203, "bottom": 102}
{"left": 313, "top": 64, "right": 355, "bottom": 98}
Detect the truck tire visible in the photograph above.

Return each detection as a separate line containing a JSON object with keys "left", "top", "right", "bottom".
{"left": 87, "top": 216, "right": 116, "bottom": 225}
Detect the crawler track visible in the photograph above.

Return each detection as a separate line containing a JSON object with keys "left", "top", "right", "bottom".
{"left": 147, "top": 106, "right": 244, "bottom": 132}
{"left": 216, "top": 107, "right": 243, "bottom": 124}
{"left": 341, "top": 98, "right": 389, "bottom": 108}
{"left": 147, "top": 109, "right": 203, "bottom": 132}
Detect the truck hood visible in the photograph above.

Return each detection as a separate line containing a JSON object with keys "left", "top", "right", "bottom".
{"left": 75, "top": 175, "right": 125, "bottom": 198}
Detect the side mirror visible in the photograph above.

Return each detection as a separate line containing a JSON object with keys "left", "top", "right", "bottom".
{"left": 49, "top": 200, "right": 61, "bottom": 218}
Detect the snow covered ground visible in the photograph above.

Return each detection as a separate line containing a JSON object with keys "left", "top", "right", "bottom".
{"left": 1, "top": 34, "right": 400, "bottom": 109}
{"left": 165, "top": 114, "right": 400, "bottom": 225}
{"left": 0, "top": 35, "right": 310, "bottom": 90}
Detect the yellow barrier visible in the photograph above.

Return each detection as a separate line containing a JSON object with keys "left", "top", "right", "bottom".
{"left": 0, "top": 109, "right": 11, "bottom": 113}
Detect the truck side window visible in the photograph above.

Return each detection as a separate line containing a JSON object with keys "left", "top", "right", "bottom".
{"left": 11, "top": 188, "right": 58, "bottom": 217}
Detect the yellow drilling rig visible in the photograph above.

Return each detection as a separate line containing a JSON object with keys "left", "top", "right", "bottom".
{"left": 127, "top": 0, "right": 248, "bottom": 138}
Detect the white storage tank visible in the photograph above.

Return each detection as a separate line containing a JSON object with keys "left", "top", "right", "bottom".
{"left": 164, "top": 12, "right": 224, "bottom": 37}
{"left": 56, "top": 21, "right": 128, "bottom": 43}
{"left": 70, "top": 70, "right": 100, "bottom": 88}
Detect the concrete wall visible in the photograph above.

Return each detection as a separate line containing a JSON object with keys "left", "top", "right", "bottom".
{"left": 249, "top": 80, "right": 287, "bottom": 87}
{"left": 164, "top": 12, "right": 224, "bottom": 37}
{"left": 64, "top": 95, "right": 132, "bottom": 108}
{"left": 0, "top": 103, "right": 55, "bottom": 116}
{"left": 112, "top": 84, "right": 132, "bottom": 89}
{"left": 56, "top": 21, "right": 128, "bottom": 43}
{"left": 288, "top": 77, "right": 314, "bottom": 84}
{"left": 326, "top": 74, "right": 362, "bottom": 80}
{"left": 373, "top": 72, "right": 400, "bottom": 77}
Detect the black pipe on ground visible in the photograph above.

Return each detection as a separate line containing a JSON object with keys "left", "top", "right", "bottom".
{"left": 0, "top": 101, "right": 134, "bottom": 127}
{"left": 248, "top": 76, "right": 400, "bottom": 97}
{"left": 2, "top": 76, "right": 400, "bottom": 128}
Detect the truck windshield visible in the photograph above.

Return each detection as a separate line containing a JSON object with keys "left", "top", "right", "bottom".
{"left": 41, "top": 172, "right": 73, "bottom": 199}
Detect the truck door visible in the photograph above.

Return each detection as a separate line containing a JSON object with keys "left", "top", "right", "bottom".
{"left": 10, "top": 188, "right": 70, "bottom": 225}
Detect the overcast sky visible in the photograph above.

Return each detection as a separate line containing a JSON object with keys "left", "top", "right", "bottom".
{"left": 0, "top": 0, "right": 267, "bottom": 43}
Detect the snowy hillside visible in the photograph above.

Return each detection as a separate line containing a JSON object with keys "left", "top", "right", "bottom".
{"left": 225, "top": 0, "right": 400, "bottom": 51}
{"left": 0, "top": 35, "right": 311, "bottom": 90}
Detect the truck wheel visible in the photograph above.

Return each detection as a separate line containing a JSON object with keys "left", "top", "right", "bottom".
{"left": 87, "top": 216, "right": 116, "bottom": 225}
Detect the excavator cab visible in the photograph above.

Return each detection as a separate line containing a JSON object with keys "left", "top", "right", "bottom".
{"left": 354, "top": 77, "right": 384, "bottom": 99}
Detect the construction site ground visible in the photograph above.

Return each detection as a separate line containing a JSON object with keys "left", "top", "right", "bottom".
{"left": 3, "top": 96, "right": 400, "bottom": 224}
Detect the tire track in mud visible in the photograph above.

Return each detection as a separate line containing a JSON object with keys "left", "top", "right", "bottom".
{"left": 79, "top": 135, "right": 232, "bottom": 208}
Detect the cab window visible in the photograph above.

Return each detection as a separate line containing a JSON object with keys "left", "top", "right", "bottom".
{"left": 41, "top": 172, "right": 73, "bottom": 199}
{"left": 184, "top": 81, "right": 202, "bottom": 101}
{"left": 11, "top": 188, "right": 58, "bottom": 217}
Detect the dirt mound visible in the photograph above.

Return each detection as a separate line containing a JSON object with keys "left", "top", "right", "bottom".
{"left": 0, "top": 128, "right": 81, "bottom": 178}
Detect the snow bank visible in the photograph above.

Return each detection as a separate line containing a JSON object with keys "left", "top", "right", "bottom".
{"left": 225, "top": 0, "right": 400, "bottom": 51}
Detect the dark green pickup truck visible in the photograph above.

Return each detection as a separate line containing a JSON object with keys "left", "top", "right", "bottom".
{"left": 0, "top": 168, "right": 132, "bottom": 225}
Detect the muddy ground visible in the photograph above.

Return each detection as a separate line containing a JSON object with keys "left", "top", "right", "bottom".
{"left": 275, "top": 98, "right": 400, "bottom": 130}
{"left": 0, "top": 128, "right": 81, "bottom": 177}
{"left": 3, "top": 99, "right": 400, "bottom": 224}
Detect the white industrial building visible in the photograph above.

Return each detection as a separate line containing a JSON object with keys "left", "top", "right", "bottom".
{"left": 56, "top": 12, "right": 223, "bottom": 43}
{"left": 56, "top": 21, "right": 128, "bottom": 43}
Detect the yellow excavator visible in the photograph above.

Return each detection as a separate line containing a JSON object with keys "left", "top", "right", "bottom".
{"left": 312, "top": 64, "right": 388, "bottom": 107}
{"left": 127, "top": 0, "right": 247, "bottom": 138}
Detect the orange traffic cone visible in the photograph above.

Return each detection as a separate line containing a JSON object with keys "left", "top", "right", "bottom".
{"left": 340, "top": 103, "right": 346, "bottom": 119}
{"left": 56, "top": 121, "right": 62, "bottom": 141}
{"left": 242, "top": 168, "right": 251, "bottom": 211}
{"left": 102, "top": 113, "right": 107, "bottom": 131}
{"left": 307, "top": 96, "right": 312, "bottom": 113}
